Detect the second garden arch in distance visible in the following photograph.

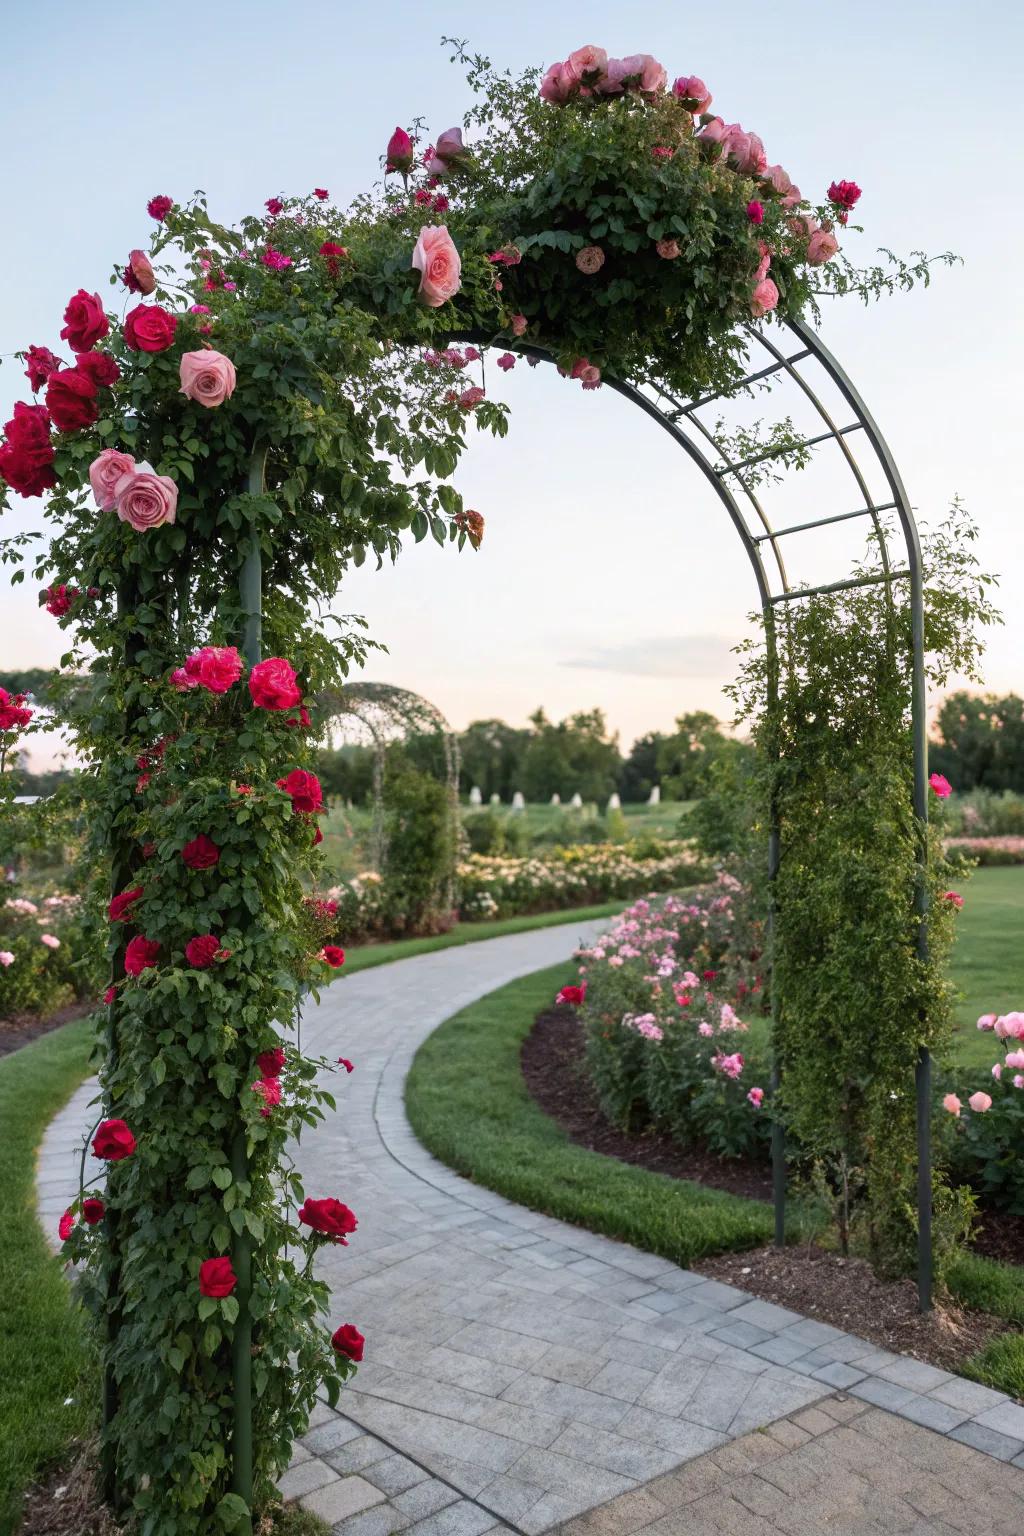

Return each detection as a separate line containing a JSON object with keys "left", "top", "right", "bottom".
{"left": 455, "top": 314, "right": 933, "bottom": 1312}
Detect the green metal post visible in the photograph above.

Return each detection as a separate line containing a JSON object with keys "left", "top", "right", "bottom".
{"left": 231, "top": 447, "right": 267, "bottom": 1531}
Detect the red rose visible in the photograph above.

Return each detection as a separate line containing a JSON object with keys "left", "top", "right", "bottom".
{"left": 147, "top": 194, "right": 173, "bottom": 222}
{"left": 199, "top": 1257, "right": 237, "bottom": 1297}
{"left": 556, "top": 983, "right": 587, "bottom": 1007}
{"left": 286, "top": 706, "right": 311, "bottom": 729}
{"left": 46, "top": 368, "right": 100, "bottom": 432}
{"left": 0, "top": 687, "right": 34, "bottom": 731}
{"left": 108, "top": 887, "right": 144, "bottom": 923}
{"left": 313, "top": 826, "right": 324, "bottom": 846}
{"left": 276, "top": 769, "right": 323, "bottom": 815}
{"left": 60, "top": 289, "right": 109, "bottom": 353}
{"left": 0, "top": 401, "right": 56, "bottom": 498}
{"left": 331, "top": 1323, "right": 365, "bottom": 1362}
{"left": 319, "top": 241, "right": 348, "bottom": 277}
{"left": 76, "top": 351, "right": 121, "bottom": 389}
{"left": 82, "top": 1197, "right": 105, "bottom": 1224}
{"left": 257, "top": 1046, "right": 286, "bottom": 1078}
{"left": 92, "top": 1118, "right": 137, "bottom": 1160}
{"left": 181, "top": 834, "right": 220, "bottom": 870}
{"left": 248, "top": 657, "right": 302, "bottom": 711}
{"left": 338, "top": 1058, "right": 354, "bottom": 1074}
{"left": 827, "top": 179, "right": 862, "bottom": 211}
{"left": 59, "top": 1208, "right": 75, "bottom": 1241}
{"left": 320, "top": 945, "right": 346, "bottom": 969}
{"left": 124, "top": 935, "right": 161, "bottom": 976}
{"left": 185, "top": 933, "right": 223, "bottom": 968}
{"left": 184, "top": 645, "right": 243, "bottom": 694}
{"left": 44, "top": 583, "right": 77, "bottom": 617}
{"left": 124, "top": 303, "right": 178, "bottom": 353}
{"left": 314, "top": 188, "right": 329, "bottom": 200}
{"left": 24, "top": 345, "right": 61, "bottom": 392}
{"left": 265, "top": 197, "right": 284, "bottom": 215}
{"left": 703, "top": 970, "right": 718, "bottom": 981}
{"left": 298, "top": 1197, "right": 357, "bottom": 1243}
{"left": 103, "top": 985, "right": 117, "bottom": 1004}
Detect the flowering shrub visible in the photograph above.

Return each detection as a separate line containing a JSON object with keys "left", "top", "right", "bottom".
{"left": 457, "top": 840, "right": 708, "bottom": 919}
{"left": 0, "top": 891, "right": 102, "bottom": 1018}
{"left": 944, "top": 1011, "right": 1024, "bottom": 1214}
{"left": 566, "top": 879, "right": 770, "bottom": 1160}
{"left": 945, "top": 836, "right": 1024, "bottom": 867}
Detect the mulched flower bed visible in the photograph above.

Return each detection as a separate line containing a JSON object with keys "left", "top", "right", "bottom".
{"left": 523, "top": 1001, "right": 1018, "bottom": 1380}
{"left": 0, "top": 1000, "right": 94, "bottom": 1059}
{"left": 17, "top": 1447, "right": 120, "bottom": 1536}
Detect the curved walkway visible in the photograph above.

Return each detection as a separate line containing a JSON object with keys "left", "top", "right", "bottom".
{"left": 37, "top": 923, "right": 1024, "bottom": 1536}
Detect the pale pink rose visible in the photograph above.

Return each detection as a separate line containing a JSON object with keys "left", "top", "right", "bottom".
{"left": 179, "top": 349, "right": 237, "bottom": 408}
{"left": 977, "top": 1013, "right": 997, "bottom": 1031}
{"left": 0, "top": 951, "right": 14, "bottom": 967}
{"left": 996, "top": 1011, "right": 1024, "bottom": 1039}
{"left": 603, "top": 54, "right": 665, "bottom": 94}
{"left": 40, "top": 933, "right": 60, "bottom": 949}
{"left": 968, "top": 1092, "right": 992, "bottom": 1113}
{"left": 697, "top": 116, "right": 729, "bottom": 152}
{"left": 410, "top": 225, "right": 461, "bottom": 307}
{"left": 540, "top": 61, "right": 573, "bottom": 103}
{"left": 1005, "top": 1049, "right": 1024, "bottom": 1069}
{"left": 763, "top": 164, "right": 793, "bottom": 197}
{"left": 755, "top": 242, "right": 772, "bottom": 282}
{"left": 90, "top": 448, "right": 137, "bottom": 511}
{"left": 724, "top": 127, "right": 767, "bottom": 176}
{"left": 579, "top": 365, "right": 601, "bottom": 390}
{"left": 656, "top": 238, "right": 680, "bottom": 260}
{"left": 942, "top": 1093, "right": 961, "bottom": 1116}
{"left": 576, "top": 245, "right": 605, "bottom": 275}
{"left": 806, "top": 229, "right": 840, "bottom": 265}
{"left": 511, "top": 313, "right": 528, "bottom": 336}
{"left": 698, "top": 1022, "right": 714, "bottom": 1037}
{"left": 1015, "top": 1076, "right": 1024, "bottom": 1089}
{"left": 747, "top": 1086, "right": 764, "bottom": 1108}
{"left": 672, "top": 75, "right": 712, "bottom": 112}
{"left": 565, "top": 45, "right": 608, "bottom": 86}
{"left": 992, "top": 1062, "right": 1002, "bottom": 1080}
{"left": 114, "top": 466, "right": 178, "bottom": 532}
{"left": 781, "top": 186, "right": 803, "bottom": 210}
{"left": 750, "top": 278, "right": 780, "bottom": 319}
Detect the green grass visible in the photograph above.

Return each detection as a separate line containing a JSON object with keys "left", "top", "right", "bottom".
{"left": 948, "top": 1250, "right": 1024, "bottom": 1326}
{"left": 405, "top": 961, "right": 774, "bottom": 1264}
{"left": 949, "top": 865, "right": 1024, "bottom": 1068}
{"left": 962, "top": 1333, "right": 1024, "bottom": 1400}
{"left": 0, "top": 1015, "right": 98, "bottom": 1536}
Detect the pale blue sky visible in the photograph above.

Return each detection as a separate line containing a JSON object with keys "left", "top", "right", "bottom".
{"left": 2, "top": 0, "right": 1021, "bottom": 762}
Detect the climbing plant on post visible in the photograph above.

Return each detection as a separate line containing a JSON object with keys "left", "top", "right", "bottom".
{"left": 0, "top": 37, "right": 958, "bottom": 1531}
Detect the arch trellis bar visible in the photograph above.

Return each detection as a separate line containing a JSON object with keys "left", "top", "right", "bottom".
{"left": 462, "top": 317, "right": 932, "bottom": 1311}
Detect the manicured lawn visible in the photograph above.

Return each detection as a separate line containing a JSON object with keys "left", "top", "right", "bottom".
{"left": 949, "top": 865, "right": 1024, "bottom": 1067}
{"left": 405, "top": 961, "right": 775, "bottom": 1264}
{"left": 0, "top": 1015, "right": 98, "bottom": 1536}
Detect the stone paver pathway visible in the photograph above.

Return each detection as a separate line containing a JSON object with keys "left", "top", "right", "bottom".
{"left": 37, "top": 923, "right": 1024, "bottom": 1536}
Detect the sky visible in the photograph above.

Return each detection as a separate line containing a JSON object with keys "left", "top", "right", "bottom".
{"left": 2, "top": 0, "right": 1022, "bottom": 768}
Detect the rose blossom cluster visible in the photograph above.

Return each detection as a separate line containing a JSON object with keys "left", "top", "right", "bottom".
{"left": 943, "top": 1008, "right": 1024, "bottom": 1118}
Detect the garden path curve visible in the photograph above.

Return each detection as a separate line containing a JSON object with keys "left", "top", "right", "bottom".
{"left": 38, "top": 923, "right": 1024, "bottom": 1536}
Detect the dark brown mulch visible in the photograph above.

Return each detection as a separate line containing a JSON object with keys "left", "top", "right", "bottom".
{"left": 696, "top": 1243, "right": 1012, "bottom": 1380}
{"left": 522, "top": 1003, "right": 772, "bottom": 1202}
{"left": 972, "top": 1211, "right": 1024, "bottom": 1267}
{"left": 0, "top": 1000, "right": 93, "bottom": 1059}
{"left": 16, "top": 1446, "right": 121, "bottom": 1536}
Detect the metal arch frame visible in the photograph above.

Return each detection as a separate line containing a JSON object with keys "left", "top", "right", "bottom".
{"left": 458, "top": 319, "right": 931, "bottom": 1313}
{"left": 317, "top": 680, "right": 462, "bottom": 915}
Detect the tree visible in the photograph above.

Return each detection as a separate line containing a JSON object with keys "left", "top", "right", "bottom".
{"left": 657, "top": 712, "right": 751, "bottom": 800}
{"left": 457, "top": 718, "right": 530, "bottom": 802}
{"left": 619, "top": 732, "right": 667, "bottom": 803}
{"left": 929, "top": 691, "right": 1024, "bottom": 793}
{"left": 520, "top": 707, "right": 622, "bottom": 803}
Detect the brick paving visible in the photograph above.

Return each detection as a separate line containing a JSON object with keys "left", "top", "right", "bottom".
{"left": 36, "top": 923, "right": 1024, "bottom": 1534}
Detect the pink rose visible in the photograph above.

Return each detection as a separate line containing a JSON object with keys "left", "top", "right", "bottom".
{"left": 114, "top": 466, "right": 178, "bottom": 532}
{"left": 755, "top": 243, "right": 772, "bottom": 282}
{"left": 565, "top": 45, "right": 608, "bottom": 86}
{"left": 579, "top": 364, "right": 601, "bottom": 391}
{"left": 806, "top": 229, "right": 839, "bottom": 265}
{"left": 1005, "top": 1049, "right": 1024, "bottom": 1070}
{"left": 672, "top": 75, "right": 712, "bottom": 112}
{"left": 426, "top": 127, "right": 470, "bottom": 177}
{"left": 123, "top": 250, "right": 156, "bottom": 296}
{"left": 697, "top": 116, "right": 729, "bottom": 153}
{"left": 747, "top": 201, "right": 764, "bottom": 225}
{"left": 747, "top": 1087, "right": 764, "bottom": 1108}
{"left": 968, "top": 1092, "right": 992, "bottom": 1113}
{"left": 604, "top": 54, "right": 665, "bottom": 94}
{"left": 540, "top": 61, "right": 573, "bottom": 104}
{"left": 942, "top": 1093, "right": 961, "bottom": 1116}
{"left": 90, "top": 449, "right": 137, "bottom": 511}
{"left": 750, "top": 278, "right": 779, "bottom": 319}
{"left": 179, "top": 350, "right": 237, "bottom": 408}
{"left": 655, "top": 238, "right": 680, "bottom": 260}
{"left": 510, "top": 313, "right": 527, "bottom": 336}
{"left": 410, "top": 225, "right": 461, "bottom": 307}
{"left": 763, "top": 164, "right": 793, "bottom": 198}
{"left": 723, "top": 127, "right": 767, "bottom": 177}
{"left": 386, "top": 127, "right": 414, "bottom": 174}
{"left": 575, "top": 245, "right": 605, "bottom": 275}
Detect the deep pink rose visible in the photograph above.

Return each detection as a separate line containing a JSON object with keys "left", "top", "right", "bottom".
{"left": 114, "top": 467, "right": 178, "bottom": 531}
{"left": 185, "top": 934, "right": 224, "bottom": 969}
{"left": 0, "top": 401, "right": 56, "bottom": 498}
{"left": 60, "top": 290, "right": 109, "bottom": 353}
{"left": 249, "top": 656, "right": 302, "bottom": 710}
{"left": 565, "top": 45, "right": 608, "bottom": 86}
{"left": 124, "top": 304, "right": 178, "bottom": 353}
{"left": 123, "top": 250, "right": 156, "bottom": 295}
{"left": 746, "top": 201, "right": 764, "bottom": 225}
{"left": 806, "top": 229, "right": 839, "bottom": 265}
{"left": 147, "top": 195, "right": 173, "bottom": 221}
{"left": 386, "top": 127, "right": 414, "bottom": 173}
{"left": 750, "top": 278, "right": 780, "bottom": 319}
{"left": 76, "top": 352, "right": 120, "bottom": 389}
{"left": 539, "top": 61, "right": 573, "bottom": 103}
{"left": 411, "top": 225, "right": 461, "bottom": 307}
{"left": 184, "top": 645, "right": 243, "bottom": 693}
{"left": 179, "top": 350, "right": 237, "bottom": 408}
{"left": 90, "top": 449, "right": 136, "bottom": 511}
{"left": 827, "top": 179, "right": 862, "bottom": 211}
{"left": 24, "top": 346, "right": 61, "bottom": 392}
{"left": 46, "top": 369, "right": 99, "bottom": 432}
{"left": 672, "top": 75, "right": 712, "bottom": 112}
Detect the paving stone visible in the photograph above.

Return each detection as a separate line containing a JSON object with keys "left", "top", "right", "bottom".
{"left": 973, "top": 1401, "right": 1024, "bottom": 1442}
{"left": 300, "top": 1475, "right": 385, "bottom": 1523}
{"left": 895, "top": 1394, "right": 971, "bottom": 1434}
{"left": 362, "top": 1452, "right": 431, "bottom": 1496}
{"left": 678, "top": 1280, "right": 751, "bottom": 1312}
{"left": 950, "top": 1419, "right": 1024, "bottom": 1462}
{"left": 278, "top": 1458, "right": 338, "bottom": 1501}
{"left": 325, "top": 1435, "right": 392, "bottom": 1475}
{"left": 303, "top": 1416, "right": 366, "bottom": 1454}
{"left": 811, "top": 1362, "right": 867, "bottom": 1389}
{"left": 333, "top": 1503, "right": 412, "bottom": 1536}
{"left": 392, "top": 1480, "right": 461, "bottom": 1519}
{"left": 708, "top": 1321, "right": 772, "bottom": 1352}
{"left": 928, "top": 1378, "right": 1011, "bottom": 1416}
{"left": 726, "top": 1299, "right": 805, "bottom": 1332}
{"left": 850, "top": 1376, "right": 918, "bottom": 1412}
{"left": 405, "top": 1499, "right": 504, "bottom": 1536}
{"left": 875, "top": 1357, "right": 955, "bottom": 1393}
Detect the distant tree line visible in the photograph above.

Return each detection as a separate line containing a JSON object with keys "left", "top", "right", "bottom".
{"left": 928, "top": 692, "right": 1024, "bottom": 793}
